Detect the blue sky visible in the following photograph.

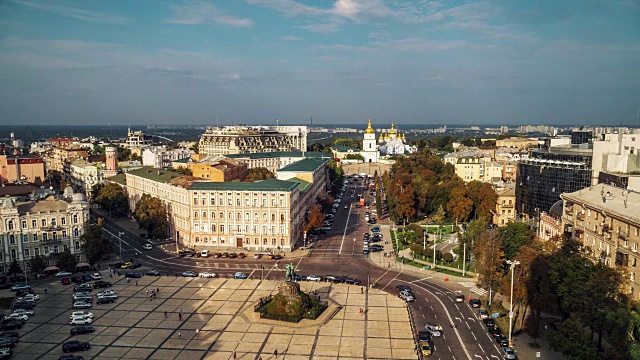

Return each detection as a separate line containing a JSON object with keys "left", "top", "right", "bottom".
{"left": 0, "top": 0, "right": 639, "bottom": 126}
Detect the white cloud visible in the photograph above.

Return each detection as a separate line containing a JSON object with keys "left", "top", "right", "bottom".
{"left": 167, "top": 3, "right": 253, "bottom": 27}
{"left": 298, "top": 23, "right": 340, "bottom": 34}
{"left": 9, "top": 0, "right": 131, "bottom": 24}
{"left": 222, "top": 73, "right": 241, "bottom": 80}
{"left": 281, "top": 36, "right": 302, "bottom": 41}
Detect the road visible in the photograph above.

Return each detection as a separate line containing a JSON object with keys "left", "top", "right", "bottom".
{"left": 95, "top": 180, "right": 503, "bottom": 360}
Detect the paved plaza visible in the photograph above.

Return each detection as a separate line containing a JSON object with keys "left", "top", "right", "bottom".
{"left": 10, "top": 274, "right": 416, "bottom": 359}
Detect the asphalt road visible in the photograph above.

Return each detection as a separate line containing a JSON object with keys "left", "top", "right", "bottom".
{"left": 95, "top": 181, "right": 503, "bottom": 360}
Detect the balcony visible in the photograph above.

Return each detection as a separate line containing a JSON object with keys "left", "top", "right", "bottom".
{"left": 502, "top": 203, "right": 514, "bottom": 208}
{"left": 619, "top": 231, "right": 628, "bottom": 240}
{"left": 577, "top": 213, "right": 585, "bottom": 220}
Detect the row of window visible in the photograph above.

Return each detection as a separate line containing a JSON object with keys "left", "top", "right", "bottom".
{"left": 1, "top": 229, "right": 80, "bottom": 245}
{"left": 192, "top": 197, "right": 286, "bottom": 207}
{"left": 193, "top": 212, "right": 287, "bottom": 221}
{"left": 0, "top": 242, "right": 81, "bottom": 260}
{"left": 7, "top": 215, "right": 82, "bottom": 231}
{"left": 193, "top": 237, "right": 286, "bottom": 245}
{"left": 193, "top": 223, "right": 288, "bottom": 235}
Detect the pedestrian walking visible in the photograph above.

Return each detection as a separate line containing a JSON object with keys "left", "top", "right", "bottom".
{"left": 274, "top": 349, "right": 278, "bottom": 357}
{"left": 360, "top": 287, "right": 363, "bottom": 294}
{"left": 178, "top": 331, "right": 181, "bottom": 338}
{"left": 179, "top": 313, "right": 182, "bottom": 321}
{"left": 156, "top": 287, "right": 159, "bottom": 293}
{"left": 44, "top": 288, "right": 47, "bottom": 294}
{"left": 164, "top": 311, "right": 167, "bottom": 318}
{"left": 136, "top": 280, "right": 138, "bottom": 286}
{"left": 196, "top": 328, "right": 199, "bottom": 336}
{"left": 232, "top": 350, "right": 236, "bottom": 359}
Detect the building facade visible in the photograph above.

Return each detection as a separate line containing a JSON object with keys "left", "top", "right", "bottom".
{"left": 226, "top": 152, "right": 328, "bottom": 173}
{"left": 561, "top": 184, "right": 640, "bottom": 300}
{"left": 198, "top": 126, "right": 308, "bottom": 157}
{"left": 125, "top": 129, "right": 153, "bottom": 148}
{"left": 0, "top": 189, "right": 89, "bottom": 273}
{"left": 493, "top": 188, "right": 516, "bottom": 226}
{"left": 360, "top": 119, "right": 380, "bottom": 163}
{"left": 48, "top": 147, "right": 89, "bottom": 173}
{"left": 191, "top": 157, "right": 248, "bottom": 182}
{"left": 64, "top": 160, "right": 104, "bottom": 199}
{"left": 537, "top": 200, "right": 563, "bottom": 241}
{"left": 142, "top": 147, "right": 192, "bottom": 169}
{"left": 0, "top": 155, "right": 45, "bottom": 184}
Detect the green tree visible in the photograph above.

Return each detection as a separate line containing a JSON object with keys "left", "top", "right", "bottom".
{"left": 116, "top": 146, "right": 131, "bottom": 161}
{"left": 80, "top": 219, "right": 114, "bottom": 266}
{"left": 29, "top": 255, "right": 47, "bottom": 274}
{"left": 303, "top": 204, "right": 325, "bottom": 232}
{"left": 547, "top": 314, "right": 600, "bottom": 360}
{"left": 7, "top": 259, "right": 22, "bottom": 275}
{"left": 498, "top": 222, "right": 534, "bottom": 260}
{"left": 333, "top": 138, "right": 360, "bottom": 149}
{"left": 134, "top": 194, "right": 169, "bottom": 239}
{"left": 432, "top": 204, "right": 446, "bottom": 225}
{"left": 345, "top": 153, "right": 365, "bottom": 160}
{"left": 94, "top": 182, "right": 129, "bottom": 217}
{"left": 175, "top": 166, "right": 193, "bottom": 176}
{"left": 472, "top": 232, "right": 504, "bottom": 302}
{"left": 56, "top": 251, "right": 78, "bottom": 272}
{"left": 243, "top": 167, "right": 275, "bottom": 182}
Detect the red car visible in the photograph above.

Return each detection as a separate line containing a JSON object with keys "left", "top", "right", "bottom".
{"left": 61, "top": 278, "right": 71, "bottom": 285}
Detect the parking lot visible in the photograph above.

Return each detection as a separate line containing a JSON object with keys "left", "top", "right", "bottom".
{"left": 6, "top": 271, "right": 417, "bottom": 359}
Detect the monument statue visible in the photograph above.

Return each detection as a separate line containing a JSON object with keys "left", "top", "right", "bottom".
{"left": 285, "top": 263, "right": 296, "bottom": 281}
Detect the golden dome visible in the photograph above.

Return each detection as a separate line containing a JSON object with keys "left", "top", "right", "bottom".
{"left": 389, "top": 122, "right": 397, "bottom": 135}
{"left": 365, "top": 118, "right": 375, "bottom": 134}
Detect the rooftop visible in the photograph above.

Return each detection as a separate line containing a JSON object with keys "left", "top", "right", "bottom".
{"left": 277, "top": 158, "right": 328, "bottom": 173}
{"left": 106, "top": 173, "right": 126, "bottom": 185}
{"left": 225, "top": 151, "right": 327, "bottom": 160}
{"left": 17, "top": 195, "right": 69, "bottom": 214}
{"left": 126, "top": 167, "right": 183, "bottom": 182}
{"left": 188, "top": 178, "right": 299, "bottom": 192}
{"left": 331, "top": 145, "right": 359, "bottom": 152}
{"left": 561, "top": 184, "right": 640, "bottom": 223}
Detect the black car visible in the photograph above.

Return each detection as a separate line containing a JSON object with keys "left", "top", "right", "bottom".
{"left": 483, "top": 318, "right": 496, "bottom": 328}
{"left": 489, "top": 327, "right": 503, "bottom": 338}
{"left": 0, "top": 332, "right": 19, "bottom": 340}
{"left": 495, "top": 335, "right": 509, "bottom": 347}
{"left": 418, "top": 330, "right": 432, "bottom": 342}
{"left": 0, "top": 322, "right": 22, "bottom": 330}
{"left": 62, "top": 340, "right": 90, "bottom": 353}
{"left": 469, "top": 299, "right": 481, "bottom": 308}
{"left": 70, "top": 326, "right": 95, "bottom": 336}
{"left": 124, "top": 273, "right": 141, "bottom": 278}
{"left": 369, "top": 237, "right": 381, "bottom": 243}
{"left": 96, "top": 297, "right": 115, "bottom": 305}
{"left": 108, "top": 262, "right": 123, "bottom": 268}
{"left": 325, "top": 275, "right": 343, "bottom": 283}
{"left": 74, "top": 285, "right": 92, "bottom": 292}
{"left": 59, "top": 355, "right": 85, "bottom": 360}
{"left": 0, "top": 283, "right": 12, "bottom": 290}
{"left": 291, "top": 275, "right": 305, "bottom": 282}
{"left": 13, "top": 301, "right": 34, "bottom": 310}
{"left": 145, "top": 270, "right": 160, "bottom": 276}
{"left": 0, "top": 319, "right": 24, "bottom": 326}
{"left": 0, "top": 338, "right": 17, "bottom": 348}
{"left": 369, "top": 247, "right": 383, "bottom": 253}
{"left": 130, "top": 263, "right": 142, "bottom": 269}
{"left": 81, "top": 275, "right": 93, "bottom": 282}
{"left": 15, "top": 289, "right": 35, "bottom": 297}
{"left": 396, "top": 285, "right": 412, "bottom": 292}
{"left": 343, "top": 278, "right": 361, "bottom": 285}
{"left": 93, "top": 281, "right": 112, "bottom": 289}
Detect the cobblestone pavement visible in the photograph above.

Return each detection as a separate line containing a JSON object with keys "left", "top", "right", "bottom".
{"left": 11, "top": 272, "right": 416, "bottom": 360}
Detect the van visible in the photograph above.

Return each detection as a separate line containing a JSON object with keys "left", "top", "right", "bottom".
{"left": 201, "top": 250, "right": 209, "bottom": 258}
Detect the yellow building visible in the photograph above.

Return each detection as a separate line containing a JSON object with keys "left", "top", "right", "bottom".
{"left": 191, "top": 157, "right": 248, "bottom": 182}
{"left": 0, "top": 155, "right": 45, "bottom": 184}
{"left": 493, "top": 188, "right": 516, "bottom": 226}
{"left": 496, "top": 137, "right": 538, "bottom": 150}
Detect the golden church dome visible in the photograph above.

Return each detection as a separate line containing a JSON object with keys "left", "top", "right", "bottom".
{"left": 365, "top": 118, "right": 375, "bottom": 134}
{"left": 389, "top": 122, "right": 397, "bottom": 135}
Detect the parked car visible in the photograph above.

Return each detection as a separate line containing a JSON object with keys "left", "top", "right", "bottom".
{"left": 0, "top": 348, "right": 12, "bottom": 359}
{"left": 502, "top": 347, "right": 517, "bottom": 360}
{"left": 80, "top": 275, "right": 93, "bottom": 282}
{"left": 74, "top": 284, "right": 92, "bottom": 292}
{"left": 182, "top": 272, "right": 197, "bottom": 277}
{"left": 13, "top": 302, "right": 34, "bottom": 310}
{"left": 90, "top": 273, "right": 101, "bottom": 280}
{"left": 238, "top": 253, "right": 246, "bottom": 259}
{"left": 10, "top": 285, "right": 30, "bottom": 292}
{"left": 18, "top": 294, "right": 39, "bottom": 302}
{"left": 70, "top": 326, "right": 95, "bottom": 336}
{"left": 469, "top": 299, "right": 481, "bottom": 308}
{"left": 420, "top": 340, "right": 432, "bottom": 356}
{"left": 61, "top": 278, "right": 71, "bottom": 285}
{"left": 234, "top": 272, "right": 248, "bottom": 279}
{"left": 495, "top": 335, "right": 509, "bottom": 347}
{"left": 325, "top": 275, "right": 343, "bottom": 283}
{"left": 130, "top": 263, "right": 142, "bottom": 269}
{"left": 306, "top": 275, "right": 322, "bottom": 282}
{"left": 124, "top": 273, "right": 141, "bottom": 279}
{"left": 55, "top": 272, "right": 73, "bottom": 277}
{"left": 477, "top": 310, "right": 489, "bottom": 319}
{"left": 399, "top": 291, "right": 415, "bottom": 302}
{"left": 483, "top": 318, "right": 496, "bottom": 328}
{"left": 62, "top": 340, "right": 90, "bottom": 353}
{"left": 72, "top": 302, "right": 92, "bottom": 310}
{"left": 222, "top": 252, "right": 229, "bottom": 258}
{"left": 3, "top": 314, "right": 27, "bottom": 322}
{"left": 214, "top": 253, "right": 223, "bottom": 258}
{"left": 199, "top": 272, "right": 216, "bottom": 278}
{"left": 93, "top": 281, "right": 112, "bottom": 289}
{"left": 489, "top": 327, "right": 503, "bottom": 338}
{"left": 343, "top": 278, "right": 361, "bottom": 285}
{"left": 145, "top": 270, "right": 160, "bottom": 277}
{"left": 0, "top": 338, "right": 16, "bottom": 349}
{"left": 252, "top": 254, "right": 261, "bottom": 259}
{"left": 0, "top": 322, "right": 22, "bottom": 331}
{"left": 59, "top": 354, "right": 84, "bottom": 360}
{"left": 11, "top": 309, "right": 33, "bottom": 317}
{"left": 96, "top": 296, "right": 115, "bottom": 305}
{"left": 70, "top": 317, "right": 92, "bottom": 326}
{"left": 228, "top": 253, "right": 238, "bottom": 259}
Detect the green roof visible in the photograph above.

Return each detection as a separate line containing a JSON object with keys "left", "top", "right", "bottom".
{"left": 188, "top": 178, "right": 299, "bottom": 192}
{"left": 287, "top": 178, "right": 312, "bottom": 193}
{"left": 331, "top": 145, "right": 359, "bottom": 152}
{"left": 226, "top": 151, "right": 328, "bottom": 160}
{"left": 277, "top": 158, "right": 328, "bottom": 173}
{"left": 125, "top": 167, "right": 183, "bottom": 182}
{"left": 106, "top": 173, "right": 126, "bottom": 185}
{"left": 172, "top": 158, "right": 190, "bottom": 164}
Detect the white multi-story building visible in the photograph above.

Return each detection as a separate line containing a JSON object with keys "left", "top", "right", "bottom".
{"left": 198, "top": 126, "right": 308, "bottom": 157}
{"left": 592, "top": 133, "right": 640, "bottom": 190}
{"left": 0, "top": 187, "right": 89, "bottom": 273}
{"left": 142, "top": 147, "right": 192, "bottom": 169}
{"left": 123, "top": 157, "right": 328, "bottom": 252}
{"left": 125, "top": 128, "right": 153, "bottom": 148}
{"left": 64, "top": 160, "right": 104, "bottom": 199}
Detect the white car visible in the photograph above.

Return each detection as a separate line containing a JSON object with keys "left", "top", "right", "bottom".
{"left": 425, "top": 324, "right": 442, "bottom": 337}
{"left": 96, "top": 290, "right": 115, "bottom": 297}
{"left": 73, "top": 302, "right": 92, "bottom": 309}
{"left": 477, "top": 310, "right": 489, "bottom": 319}
{"left": 73, "top": 293, "right": 92, "bottom": 301}
{"left": 91, "top": 273, "right": 101, "bottom": 280}
{"left": 55, "top": 271, "right": 73, "bottom": 277}
{"left": 306, "top": 275, "right": 322, "bottom": 282}
{"left": 199, "top": 272, "right": 216, "bottom": 278}
{"left": 70, "top": 311, "right": 93, "bottom": 319}
{"left": 143, "top": 244, "right": 153, "bottom": 250}
{"left": 4, "top": 313, "right": 28, "bottom": 321}
{"left": 19, "top": 294, "right": 39, "bottom": 302}
{"left": 12, "top": 309, "right": 34, "bottom": 317}
{"left": 70, "top": 317, "right": 92, "bottom": 325}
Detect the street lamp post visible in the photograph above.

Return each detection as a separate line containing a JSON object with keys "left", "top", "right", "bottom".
{"left": 506, "top": 260, "right": 520, "bottom": 347}
{"left": 118, "top": 231, "right": 125, "bottom": 262}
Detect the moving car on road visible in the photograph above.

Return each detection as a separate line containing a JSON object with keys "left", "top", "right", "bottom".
{"left": 420, "top": 341, "right": 432, "bottom": 356}
{"left": 425, "top": 324, "right": 442, "bottom": 337}
{"left": 145, "top": 270, "right": 161, "bottom": 277}
{"left": 396, "top": 285, "right": 412, "bottom": 292}
{"left": 143, "top": 244, "right": 153, "bottom": 250}
{"left": 124, "top": 273, "right": 141, "bottom": 278}
{"left": 199, "top": 272, "right": 216, "bottom": 278}
{"left": 399, "top": 291, "right": 415, "bottom": 302}
{"left": 56, "top": 272, "right": 73, "bottom": 277}
{"left": 455, "top": 294, "right": 464, "bottom": 303}
{"left": 182, "top": 272, "right": 197, "bottom": 277}
{"left": 234, "top": 272, "right": 248, "bottom": 279}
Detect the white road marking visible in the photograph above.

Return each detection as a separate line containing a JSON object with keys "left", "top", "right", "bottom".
{"left": 338, "top": 204, "right": 353, "bottom": 255}
{"left": 478, "top": 344, "right": 485, "bottom": 353}
{"left": 465, "top": 322, "right": 470, "bottom": 329}
{"left": 472, "top": 332, "right": 477, "bottom": 340}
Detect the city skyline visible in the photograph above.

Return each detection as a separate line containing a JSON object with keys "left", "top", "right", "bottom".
{"left": 1, "top": 0, "right": 639, "bottom": 126}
